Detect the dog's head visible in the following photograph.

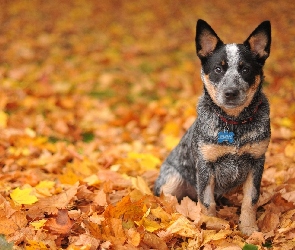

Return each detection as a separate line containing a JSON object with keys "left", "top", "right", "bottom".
{"left": 196, "top": 20, "right": 271, "bottom": 116}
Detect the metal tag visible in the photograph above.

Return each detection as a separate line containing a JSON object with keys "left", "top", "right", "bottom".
{"left": 218, "top": 130, "right": 234, "bottom": 144}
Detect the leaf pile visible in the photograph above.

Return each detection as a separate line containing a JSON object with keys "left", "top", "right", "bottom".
{"left": 0, "top": 0, "right": 295, "bottom": 249}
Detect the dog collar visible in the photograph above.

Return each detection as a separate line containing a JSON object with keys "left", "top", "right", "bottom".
{"left": 215, "top": 100, "right": 262, "bottom": 125}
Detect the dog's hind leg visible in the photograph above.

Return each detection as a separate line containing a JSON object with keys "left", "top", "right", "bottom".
{"left": 154, "top": 163, "right": 198, "bottom": 201}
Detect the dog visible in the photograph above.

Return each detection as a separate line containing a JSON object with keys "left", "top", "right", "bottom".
{"left": 154, "top": 19, "right": 271, "bottom": 235}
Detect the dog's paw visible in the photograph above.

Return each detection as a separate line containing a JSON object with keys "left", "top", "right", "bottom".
{"left": 239, "top": 223, "right": 259, "bottom": 236}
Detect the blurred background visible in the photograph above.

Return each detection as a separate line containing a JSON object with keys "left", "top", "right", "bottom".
{"left": 0, "top": 0, "right": 294, "bottom": 143}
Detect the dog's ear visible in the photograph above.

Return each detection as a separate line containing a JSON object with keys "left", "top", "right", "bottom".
{"left": 244, "top": 21, "right": 271, "bottom": 64}
{"left": 196, "top": 19, "right": 224, "bottom": 58}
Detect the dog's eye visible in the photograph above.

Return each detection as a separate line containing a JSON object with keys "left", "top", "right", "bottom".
{"left": 214, "top": 67, "right": 222, "bottom": 74}
{"left": 242, "top": 67, "right": 250, "bottom": 74}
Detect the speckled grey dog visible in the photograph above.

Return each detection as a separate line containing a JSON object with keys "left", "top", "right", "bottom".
{"left": 154, "top": 19, "right": 271, "bottom": 235}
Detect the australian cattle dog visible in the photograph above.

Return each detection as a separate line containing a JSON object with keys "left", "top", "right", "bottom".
{"left": 154, "top": 19, "right": 271, "bottom": 235}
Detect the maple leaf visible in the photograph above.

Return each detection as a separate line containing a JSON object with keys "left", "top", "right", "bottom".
{"left": 25, "top": 240, "right": 48, "bottom": 250}
{"left": 10, "top": 187, "right": 38, "bottom": 205}
{"left": 176, "top": 196, "right": 202, "bottom": 221}
{"left": 135, "top": 207, "right": 163, "bottom": 232}
{"left": 128, "top": 152, "right": 161, "bottom": 170}
{"left": 27, "top": 182, "right": 79, "bottom": 218}
{"left": 127, "top": 228, "right": 141, "bottom": 247}
{"left": 70, "top": 234, "right": 100, "bottom": 250}
{"left": 30, "top": 219, "right": 47, "bottom": 230}
{"left": 163, "top": 215, "right": 200, "bottom": 238}
{"left": 131, "top": 176, "right": 153, "bottom": 195}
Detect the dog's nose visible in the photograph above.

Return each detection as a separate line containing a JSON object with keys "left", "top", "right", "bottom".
{"left": 224, "top": 89, "right": 239, "bottom": 100}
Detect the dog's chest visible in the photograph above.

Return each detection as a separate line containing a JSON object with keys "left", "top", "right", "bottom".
{"left": 195, "top": 112, "right": 270, "bottom": 163}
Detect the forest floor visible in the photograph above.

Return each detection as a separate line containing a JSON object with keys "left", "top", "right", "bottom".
{"left": 0, "top": 1, "right": 295, "bottom": 249}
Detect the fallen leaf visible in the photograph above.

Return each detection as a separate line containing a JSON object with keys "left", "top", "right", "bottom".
{"left": 30, "top": 219, "right": 47, "bottom": 230}
{"left": 127, "top": 228, "right": 141, "bottom": 247}
{"left": 128, "top": 152, "right": 161, "bottom": 170}
{"left": 142, "top": 232, "right": 168, "bottom": 250}
{"left": 176, "top": 196, "right": 201, "bottom": 221}
{"left": 131, "top": 176, "right": 153, "bottom": 195}
{"left": 164, "top": 215, "right": 200, "bottom": 238}
{"left": 45, "top": 209, "right": 73, "bottom": 235}
{"left": 10, "top": 187, "right": 38, "bottom": 205}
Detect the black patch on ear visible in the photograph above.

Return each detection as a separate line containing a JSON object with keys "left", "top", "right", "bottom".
{"left": 196, "top": 19, "right": 224, "bottom": 59}
{"left": 243, "top": 21, "right": 271, "bottom": 65}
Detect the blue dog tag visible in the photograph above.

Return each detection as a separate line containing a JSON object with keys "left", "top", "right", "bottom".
{"left": 218, "top": 130, "right": 234, "bottom": 143}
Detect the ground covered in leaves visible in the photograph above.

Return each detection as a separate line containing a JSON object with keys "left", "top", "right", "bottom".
{"left": 0, "top": 1, "right": 295, "bottom": 249}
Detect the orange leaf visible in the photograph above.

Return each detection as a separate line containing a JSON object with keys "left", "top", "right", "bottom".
{"left": 176, "top": 196, "right": 202, "bottom": 221}
{"left": 45, "top": 209, "right": 73, "bottom": 235}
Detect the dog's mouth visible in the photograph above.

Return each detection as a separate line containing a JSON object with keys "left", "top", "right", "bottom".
{"left": 218, "top": 90, "right": 247, "bottom": 109}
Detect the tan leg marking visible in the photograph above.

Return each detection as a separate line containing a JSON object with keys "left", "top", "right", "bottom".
{"left": 201, "top": 175, "right": 216, "bottom": 216}
{"left": 200, "top": 138, "right": 270, "bottom": 162}
{"left": 239, "top": 171, "right": 258, "bottom": 235}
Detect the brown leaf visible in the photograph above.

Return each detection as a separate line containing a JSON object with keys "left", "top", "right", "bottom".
{"left": 176, "top": 196, "right": 201, "bottom": 221}
{"left": 246, "top": 231, "right": 265, "bottom": 245}
{"left": 142, "top": 232, "right": 168, "bottom": 250}
{"left": 72, "top": 234, "right": 100, "bottom": 250}
{"left": 45, "top": 209, "right": 73, "bottom": 235}
{"left": 259, "top": 211, "right": 280, "bottom": 233}
{"left": 27, "top": 182, "right": 79, "bottom": 218}
{"left": 93, "top": 189, "right": 107, "bottom": 206}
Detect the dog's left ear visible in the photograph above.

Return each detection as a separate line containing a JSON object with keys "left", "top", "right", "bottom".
{"left": 244, "top": 21, "right": 271, "bottom": 64}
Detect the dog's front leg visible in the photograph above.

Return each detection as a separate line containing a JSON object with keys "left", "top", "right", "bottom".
{"left": 239, "top": 162, "right": 264, "bottom": 235}
{"left": 197, "top": 165, "right": 216, "bottom": 216}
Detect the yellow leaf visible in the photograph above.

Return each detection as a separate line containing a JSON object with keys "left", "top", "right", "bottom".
{"left": 0, "top": 111, "right": 8, "bottom": 128}
{"left": 141, "top": 218, "right": 163, "bottom": 232}
{"left": 25, "top": 240, "right": 47, "bottom": 250}
{"left": 10, "top": 187, "right": 38, "bottom": 205}
{"left": 285, "top": 142, "right": 295, "bottom": 159}
{"left": 30, "top": 219, "right": 47, "bottom": 230}
{"left": 59, "top": 167, "right": 80, "bottom": 184}
{"left": 128, "top": 152, "right": 161, "bottom": 170}
{"left": 131, "top": 176, "right": 152, "bottom": 195}
{"left": 165, "top": 215, "right": 199, "bottom": 238}
{"left": 162, "top": 121, "right": 180, "bottom": 136}
{"left": 202, "top": 229, "right": 232, "bottom": 245}
{"left": 35, "top": 180, "right": 55, "bottom": 197}
{"left": 163, "top": 135, "right": 180, "bottom": 150}
{"left": 280, "top": 117, "right": 293, "bottom": 128}
{"left": 83, "top": 174, "right": 100, "bottom": 186}
{"left": 151, "top": 206, "right": 171, "bottom": 223}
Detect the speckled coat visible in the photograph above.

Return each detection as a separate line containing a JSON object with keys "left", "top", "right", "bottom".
{"left": 154, "top": 19, "right": 271, "bottom": 235}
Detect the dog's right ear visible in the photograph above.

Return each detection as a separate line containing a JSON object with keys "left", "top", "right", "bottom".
{"left": 196, "top": 19, "right": 224, "bottom": 59}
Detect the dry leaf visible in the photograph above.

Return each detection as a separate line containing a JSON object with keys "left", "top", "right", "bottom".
{"left": 131, "top": 176, "right": 153, "bottom": 195}
{"left": 10, "top": 187, "right": 38, "bottom": 205}
{"left": 176, "top": 196, "right": 201, "bottom": 221}
{"left": 45, "top": 209, "right": 73, "bottom": 235}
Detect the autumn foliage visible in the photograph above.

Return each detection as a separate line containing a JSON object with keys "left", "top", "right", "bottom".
{"left": 0, "top": 1, "right": 295, "bottom": 249}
